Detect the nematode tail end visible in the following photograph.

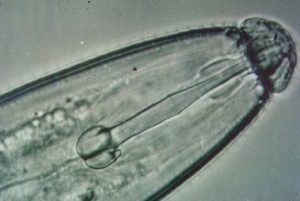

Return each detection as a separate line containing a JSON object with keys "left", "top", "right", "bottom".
{"left": 241, "top": 17, "right": 297, "bottom": 93}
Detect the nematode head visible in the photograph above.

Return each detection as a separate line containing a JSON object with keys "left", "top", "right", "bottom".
{"left": 241, "top": 17, "right": 297, "bottom": 93}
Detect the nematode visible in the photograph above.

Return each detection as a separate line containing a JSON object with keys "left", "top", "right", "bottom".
{"left": 0, "top": 17, "right": 297, "bottom": 201}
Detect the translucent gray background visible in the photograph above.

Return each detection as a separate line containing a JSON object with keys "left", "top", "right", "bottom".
{"left": 0, "top": 0, "right": 299, "bottom": 200}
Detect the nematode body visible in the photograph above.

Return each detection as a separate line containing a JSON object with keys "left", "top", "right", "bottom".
{"left": 0, "top": 17, "right": 297, "bottom": 201}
